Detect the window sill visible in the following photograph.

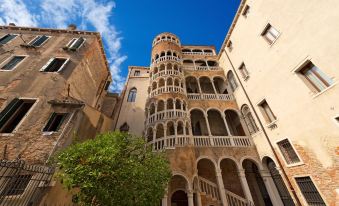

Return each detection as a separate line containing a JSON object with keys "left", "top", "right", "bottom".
{"left": 285, "top": 162, "right": 304, "bottom": 168}
{"left": 43, "top": 131, "right": 57, "bottom": 136}
{"left": 0, "top": 133, "right": 14, "bottom": 136}
{"left": 312, "top": 83, "right": 337, "bottom": 99}
{"left": 266, "top": 119, "right": 278, "bottom": 129}
{"left": 243, "top": 75, "right": 250, "bottom": 81}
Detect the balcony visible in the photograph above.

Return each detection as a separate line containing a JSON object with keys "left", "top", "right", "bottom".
{"left": 147, "top": 110, "right": 187, "bottom": 124}
{"left": 151, "top": 70, "right": 183, "bottom": 80}
{"left": 182, "top": 51, "right": 214, "bottom": 56}
{"left": 187, "top": 93, "right": 234, "bottom": 101}
{"left": 150, "top": 86, "right": 185, "bottom": 97}
{"left": 184, "top": 65, "right": 222, "bottom": 71}
{"left": 153, "top": 56, "right": 181, "bottom": 65}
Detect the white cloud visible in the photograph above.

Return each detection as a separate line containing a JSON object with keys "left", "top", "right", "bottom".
{"left": 0, "top": 0, "right": 38, "bottom": 26}
{"left": 0, "top": 0, "right": 126, "bottom": 92}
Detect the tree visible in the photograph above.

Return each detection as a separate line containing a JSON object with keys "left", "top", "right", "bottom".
{"left": 56, "top": 132, "right": 171, "bottom": 206}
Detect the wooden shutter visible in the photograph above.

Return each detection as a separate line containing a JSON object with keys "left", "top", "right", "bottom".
{"left": 40, "top": 58, "right": 55, "bottom": 72}
{"left": 0, "top": 98, "right": 23, "bottom": 129}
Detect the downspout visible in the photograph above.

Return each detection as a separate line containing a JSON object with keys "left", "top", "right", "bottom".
{"left": 223, "top": 50, "right": 302, "bottom": 206}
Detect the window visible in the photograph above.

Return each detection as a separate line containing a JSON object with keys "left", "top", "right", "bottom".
{"left": 104, "top": 81, "right": 111, "bottom": 90}
{"left": 40, "top": 58, "right": 69, "bottom": 72}
{"left": 29, "top": 35, "right": 50, "bottom": 47}
{"left": 127, "top": 88, "right": 137, "bottom": 102}
{"left": 65, "top": 37, "right": 85, "bottom": 51}
{"left": 119, "top": 122, "right": 129, "bottom": 132}
{"left": 277, "top": 139, "right": 301, "bottom": 164}
{"left": 295, "top": 177, "right": 326, "bottom": 206}
{"left": 298, "top": 62, "right": 333, "bottom": 93}
{"left": 134, "top": 70, "right": 141, "bottom": 76}
{"left": 2, "top": 174, "right": 32, "bottom": 196}
{"left": 335, "top": 116, "right": 339, "bottom": 125}
{"left": 0, "top": 34, "right": 18, "bottom": 44}
{"left": 242, "top": 5, "right": 250, "bottom": 17}
{"left": 227, "top": 71, "right": 238, "bottom": 92}
{"left": 242, "top": 105, "right": 259, "bottom": 134}
{"left": 43, "top": 113, "right": 68, "bottom": 132}
{"left": 0, "top": 56, "right": 26, "bottom": 71}
{"left": 0, "top": 98, "right": 36, "bottom": 133}
{"left": 239, "top": 63, "right": 249, "bottom": 79}
{"left": 261, "top": 24, "right": 280, "bottom": 44}
{"left": 226, "top": 41, "right": 233, "bottom": 52}
{"left": 258, "top": 100, "right": 276, "bottom": 124}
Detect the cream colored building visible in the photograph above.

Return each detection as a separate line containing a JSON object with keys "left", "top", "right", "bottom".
{"left": 116, "top": 0, "right": 338, "bottom": 205}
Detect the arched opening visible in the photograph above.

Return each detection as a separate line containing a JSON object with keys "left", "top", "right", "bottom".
{"left": 207, "top": 60, "right": 218, "bottom": 67}
{"left": 167, "top": 63, "right": 173, "bottom": 72}
{"left": 150, "top": 103, "right": 155, "bottom": 115}
{"left": 182, "top": 49, "right": 191, "bottom": 53}
{"left": 160, "top": 51, "right": 165, "bottom": 57}
{"left": 173, "top": 52, "right": 177, "bottom": 57}
{"left": 160, "top": 64, "right": 165, "bottom": 72}
{"left": 159, "top": 78, "right": 165, "bottom": 88}
{"left": 263, "top": 157, "right": 294, "bottom": 206}
{"left": 155, "top": 54, "right": 159, "bottom": 61}
{"left": 173, "top": 64, "right": 178, "bottom": 71}
{"left": 167, "top": 98, "right": 174, "bottom": 110}
{"left": 146, "top": 127, "right": 153, "bottom": 142}
{"left": 241, "top": 105, "right": 259, "bottom": 135}
{"left": 186, "top": 76, "right": 199, "bottom": 93}
{"left": 152, "top": 82, "right": 157, "bottom": 91}
{"left": 167, "top": 77, "right": 173, "bottom": 87}
{"left": 204, "top": 49, "right": 213, "bottom": 54}
{"left": 167, "top": 121, "right": 175, "bottom": 136}
{"left": 127, "top": 88, "right": 137, "bottom": 102}
{"left": 197, "top": 159, "right": 219, "bottom": 200}
{"left": 190, "top": 109, "right": 209, "bottom": 136}
{"left": 192, "top": 49, "right": 203, "bottom": 53}
{"left": 195, "top": 59, "right": 207, "bottom": 67}
{"left": 243, "top": 159, "right": 273, "bottom": 206}
{"left": 156, "top": 124, "right": 164, "bottom": 139}
{"left": 177, "top": 121, "right": 184, "bottom": 135}
{"left": 175, "top": 99, "right": 181, "bottom": 110}
{"left": 157, "top": 100, "right": 165, "bottom": 112}
{"left": 166, "top": 51, "right": 172, "bottom": 56}
{"left": 224, "top": 110, "right": 246, "bottom": 136}
{"left": 171, "top": 189, "right": 188, "bottom": 206}
{"left": 185, "top": 122, "right": 190, "bottom": 135}
{"left": 227, "top": 71, "right": 238, "bottom": 92}
{"left": 213, "top": 77, "right": 228, "bottom": 94}
{"left": 183, "top": 59, "right": 194, "bottom": 67}
{"left": 161, "top": 36, "right": 166, "bottom": 40}
{"left": 207, "top": 110, "right": 228, "bottom": 136}
{"left": 220, "top": 159, "right": 244, "bottom": 197}
{"left": 199, "top": 77, "right": 214, "bottom": 94}
{"left": 174, "top": 78, "right": 180, "bottom": 87}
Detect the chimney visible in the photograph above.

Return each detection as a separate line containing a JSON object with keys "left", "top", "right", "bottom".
{"left": 68, "top": 24, "right": 77, "bottom": 31}
{"left": 8, "top": 23, "right": 16, "bottom": 26}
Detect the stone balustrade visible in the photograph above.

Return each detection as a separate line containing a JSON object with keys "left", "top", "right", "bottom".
{"left": 151, "top": 70, "right": 183, "bottom": 80}
{"left": 182, "top": 51, "right": 214, "bottom": 56}
{"left": 184, "top": 65, "right": 222, "bottom": 71}
{"left": 147, "top": 110, "right": 187, "bottom": 124}
{"left": 150, "top": 86, "right": 185, "bottom": 97}
{"left": 153, "top": 56, "right": 181, "bottom": 65}
{"left": 187, "top": 93, "right": 234, "bottom": 101}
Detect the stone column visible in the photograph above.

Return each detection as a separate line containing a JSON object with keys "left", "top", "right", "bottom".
{"left": 164, "top": 101, "right": 167, "bottom": 119}
{"left": 162, "top": 194, "right": 168, "bottom": 206}
{"left": 238, "top": 169, "right": 254, "bottom": 203}
{"left": 187, "top": 190, "right": 194, "bottom": 206}
{"left": 163, "top": 125, "right": 167, "bottom": 148}
{"left": 216, "top": 169, "right": 228, "bottom": 206}
{"left": 210, "top": 78, "right": 218, "bottom": 95}
{"left": 204, "top": 113, "right": 214, "bottom": 146}
{"left": 260, "top": 170, "right": 284, "bottom": 206}
{"left": 152, "top": 128, "right": 157, "bottom": 151}
{"left": 196, "top": 191, "right": 202, "bottom": 206}
{"left": 221, "top": 113, "right": 232, "bottom": 136}
{"left": 174, "top": 122, "right": 178, "bottom": 145}
{"left": 197, "top": 77, "right": 203, "bottom": 98}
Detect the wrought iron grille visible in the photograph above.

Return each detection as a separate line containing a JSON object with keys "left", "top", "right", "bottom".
{"left": 0, "top": 159, "right": 55, "bottom": 206}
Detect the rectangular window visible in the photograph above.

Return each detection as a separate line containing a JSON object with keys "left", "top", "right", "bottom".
{"left": 134, "top": 70, "right": 141, "bottom": 76}
{"left": 295, "top": 177, "right": 326, "bottom": 206}
{"left": 0, "top": 56, "right": 26, "bottom": 71}
{"left": 2, "top": 174, "right": 32, "bottom": 196}
{"left": 258, "top": 100, "right": 276, "bottom": 123}
{"left": 261, "top": 24, "right": 280, "bottom": 44}
{"left": 40, "top": 58, "right": 69, "bottom": 72}
{"left": 104, "top": 81, "right": 111, "bottom": 90}
{"left": 298, "top": 62, "right": 333, "bottom": 93}
{"left": 227, "top": 41, "right": 233, "bottom": 52}
{"left": 0, "top": 34, "right": 18, "bottom": 44}
{"left": 277, "top": 139, "right": 301, "bottom": 165}
{"left": 65, "top": 37, "right": 85, "bottom": 51}
{"left": 43, "top": 113, "right": 68, "bottom": 132}
{"left": 0, "top": 98, "right": 36, "bottom": 133}
{"left": 239, "top": 63, "right": 249, "bottom": 79}
{"left": 242, "top": 5, "right": 250, "bottom": 17}
{"left": 29, "top": 35, "right": 50, "bottom": 47}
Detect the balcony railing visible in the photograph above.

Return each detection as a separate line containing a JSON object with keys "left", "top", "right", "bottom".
{"left": 147, "top": 110, "right": 187, "bottom": 124}
{"left": 187, "top": 93, "right": 234, "bottom": 101}
{"left": 153, "top": 56, "right": 181, "bottom": 65}
{"left": 153, "top": 38, "right": 180, "bottom": 47}
{"left": 184, "top": 65, "right": 222, "bottom": 71}
{"left": 148, "top": 135, "right": 253, "bottom": 151}
{"left": 182, "top": 51, "right": 214, "bottom": 56}
{"left": 150, "top": 86, "right": 185, "bottom": 97}
{"left": 151, "top": 70, "right": 183, "bottom": 80}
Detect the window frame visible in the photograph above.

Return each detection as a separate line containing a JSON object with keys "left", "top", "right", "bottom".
{"left": 276, "top": 137, "right": 303, "bottom": 167}
{"left": 42, "top": 112, "right": 68, "bottom": 135}
{"left": 0, "top": 97, "right": 38, "bottom": 135}
{"left": 242, "top": 5, "right": 250, "bottom": 17}
{"left": 0, "top": 33, "right": 19, "bottom": 45}
{"left": 241, "top": 104, "right": 259, "bottom": 135}
{"left": 226, "top": 40, "right": 233, "bottom": 52}
{"left": 257, "top": 98, "right": 277, "bottom": 126}
{"left": 39, "top": 57, "right": 70, "bottom": 73}
{"left": 227, "top": 70, "right": 238, "bottom": 92}
{"left": 293, "top": 175, "right": 327, "bottom": 206}
{"left": 127, "top": 88, "right": 137, "bottom": 102}
{"left": 261, "top": 23, "right": 280, "bottom": 45}
{"left": 134, "top": 70, "right": 141, "bottom": 76}
{"left": 0, "top": 55, "right": 28, "bottom": 72}
{"left": 66, "top": 37, "right": 86, "bottom": 51}
{"left": 28, "top": 35, "right": 51, "bottom": 47}
{"left": 238, "top": 62, "right": 249, "bottom": 80}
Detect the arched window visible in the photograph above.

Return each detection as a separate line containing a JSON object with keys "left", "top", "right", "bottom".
{"left": 119, "top": 122, "right": 129, "bottom": 132}
{"left": 227, "top": 71, "right": 238, "bottom": 92}
{"left": 241, "top": 105, "right": 259, "bottom": 134}
{"left": 127, "top": 88, "right": 137, "bottom": 102}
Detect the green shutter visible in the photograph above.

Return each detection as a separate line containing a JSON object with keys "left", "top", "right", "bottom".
{"left": 0, "top": 98, "right": 23, "bottom": 129}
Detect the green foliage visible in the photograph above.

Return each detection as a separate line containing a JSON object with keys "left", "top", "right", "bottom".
{"left": 56, "top": 132, "right": 171, "bottom": 206}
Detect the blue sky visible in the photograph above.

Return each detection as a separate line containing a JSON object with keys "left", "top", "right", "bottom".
{"left": 0, "top": 0, "right": 240, "bottom": 92}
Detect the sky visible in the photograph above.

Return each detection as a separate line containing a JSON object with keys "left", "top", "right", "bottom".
{"left": 0, "top": 0, "right": 240, "bottom": 92}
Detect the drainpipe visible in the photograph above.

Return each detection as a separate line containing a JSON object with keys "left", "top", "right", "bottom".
{"left": 223, "top": 50, "right": 302, "bottom": 206}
